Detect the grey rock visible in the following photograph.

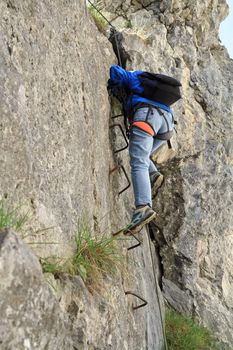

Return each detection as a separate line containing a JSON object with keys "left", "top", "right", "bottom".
{"left": 0, "top": 228, "right": 165, "bottom": 350}
{"left": 96, "top": 0, "right": 233, "bottom": 347}
{"left": 0, "top": 0, "right": 165, "bottom": 349}
{"left": 0, "top": 229, "right": 73, "bottom": 350}
{"left": 163, "top": 278, "right": 193, "bottom": 314}
{"left": 1, "top": 0, "right": 233, "bottom": 347}
{"left": 0, "top": 0, "right": 113, "bottom": 247}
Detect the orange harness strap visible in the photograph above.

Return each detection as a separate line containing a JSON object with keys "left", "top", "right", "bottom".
{"left": 132, "top": 121, "right": 155, "bottom": 136}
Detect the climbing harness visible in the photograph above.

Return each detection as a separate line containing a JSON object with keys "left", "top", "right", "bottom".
{"left": 132, "top": 104, "right": 175, "bottom": 148}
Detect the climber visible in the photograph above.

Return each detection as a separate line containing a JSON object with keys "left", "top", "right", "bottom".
{"left": 108, "top": 64, "right": 181, "bottom": 233}
{"left": 108, "top": 28, "right": 131, "bottom": 69}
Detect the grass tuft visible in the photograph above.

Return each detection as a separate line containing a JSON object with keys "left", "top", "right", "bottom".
{"left": 166, "top": 309, "right": 220, "bottom": 350}
{"left": 73, "top": 222, "right": 123, "bottom": 284}
{"left": 40, "top": 221, "right": 125, "bottom": 287}
{"left": 39, "top": 256, "right": 64, "bottom": 276}
{"left": 0, "top": 199, "right": 29, "bottom": 231}
{"left": 126, "top": 19, "right": 133, "bottom": 29}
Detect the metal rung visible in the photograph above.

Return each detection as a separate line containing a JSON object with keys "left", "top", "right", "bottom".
{"left": 127, "top": 233, "right": 142, "bottom": 251}
{"left": 109, "top": 160, "right": 131, "bottom": 195}
{"left": 111, "top": 113, "right": 124, "bottom": 119}
{"left": 125, "top": 291, "right": 148, "bottom": 310}
{"left": 118, "top": 164, "right": 130, "bottom": 194}
{"left": 111, "top": 230, "right": 142, "bottom": 250}
{"left": 110, "top": 123, "right": 128, "bottom": 153}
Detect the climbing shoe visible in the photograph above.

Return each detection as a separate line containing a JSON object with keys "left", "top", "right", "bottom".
{"left": 124, "top": 205, "right": 156, "bottom": 235}
{"left": 150, "top": 171, "right": 164, "bottom": 198}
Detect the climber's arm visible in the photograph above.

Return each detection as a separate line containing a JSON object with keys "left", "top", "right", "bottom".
{"left": 108, "top": 65, "right": 143, "bottom": 93}
{"left": 108, "top": 65, "right": 131, "bottom": 88}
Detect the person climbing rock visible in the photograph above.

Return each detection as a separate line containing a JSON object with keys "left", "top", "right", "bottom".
{"left": 108, "top": 64, "right": 181, "bottom": 233}
{"left": 108, "top": 28, "right": 131, "bottom": 69}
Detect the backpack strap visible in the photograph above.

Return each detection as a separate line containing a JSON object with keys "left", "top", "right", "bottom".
{"left": 151, "top": 106, "right": 173, "bottom": 148}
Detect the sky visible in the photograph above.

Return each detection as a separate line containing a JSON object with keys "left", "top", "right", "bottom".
{"left": 219, "top": 0, "right": 233, "bottom": 58}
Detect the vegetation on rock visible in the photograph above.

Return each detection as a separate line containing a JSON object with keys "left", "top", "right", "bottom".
{"left": 40, "top": 221, "right": 125, "bottom": 286}
{"left": 166, "top": 309, "right": 221, "bottom": 350}
{"left": 88, "top": 5, "right": 108, "bottom": 33}
{"left": 0, "top": 199, "right": 28, "bottom": 231}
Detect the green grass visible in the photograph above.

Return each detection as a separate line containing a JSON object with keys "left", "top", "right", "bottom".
{"left": 41, "top": 222, "right": 125, "bottom": 287}
{"left": 0, "top": 199, "right": 28, "bottom": 231}
{"left": 88, "top": 6, "right": 108, "bottom": 33}
{"left": 166, "top": 309, "right": 220, "bottom": 350}
{"left": 74, "top": 222, "right": 124, "bottom": 283}
{"left": 39, "top": 256, "right": 64, "bottom": 276}
{"left": 126, "top": 19, "right": 133, "bottom": 29}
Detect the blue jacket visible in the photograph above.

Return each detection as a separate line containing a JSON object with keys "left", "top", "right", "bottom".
{"left": 108, "top": 65, "right": 173, "bottom": 117}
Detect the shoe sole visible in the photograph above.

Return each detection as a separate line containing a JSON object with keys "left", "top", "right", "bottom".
{"left": 152, "top": 176, "right": 164, "bottom": 199}
{"left": 124, "top": 211, "right": 157, "bottom": 235}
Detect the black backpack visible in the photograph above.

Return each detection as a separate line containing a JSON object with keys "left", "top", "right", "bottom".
{"left": 108, "top": 71, "right": 182, "bottom": 108}
{"left": 107, "top": 28, "right": 182, "bottom": 106}
{"left": 108, "top": 71, "right": 182, "bottom": 145}
{"left": 138, "top": 72, "right": 182, "bottom": 106}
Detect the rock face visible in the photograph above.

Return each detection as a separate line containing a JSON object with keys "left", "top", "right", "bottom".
{"left": 0, "top": 229, "right": 73, "bottom": 349}
{"left": 1, "top": 0, "right": 233, "bottom": 348}
{"left": 0, "top": 1, "right": 165, "bottom": 349}
{"left": 0, "top": 0, "right": 113, "bottom": 246}
{"left": 0, "top": 228, "right": 165, "bottom": 350}
{"left": 97, "top": 0, "right": 233, "bottom": 347}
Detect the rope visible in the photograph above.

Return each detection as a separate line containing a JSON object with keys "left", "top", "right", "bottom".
{"left": 147, "top": 228, "right": 168, "bottom": 350}
{"left": 111, "top": 29, "right": 123, "bottom": 68}
{"left": 86, "top": 0, "right": 123, "bottom": 67}
{"left": 87, "top": 0, "right": 114, "bottom": 28}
